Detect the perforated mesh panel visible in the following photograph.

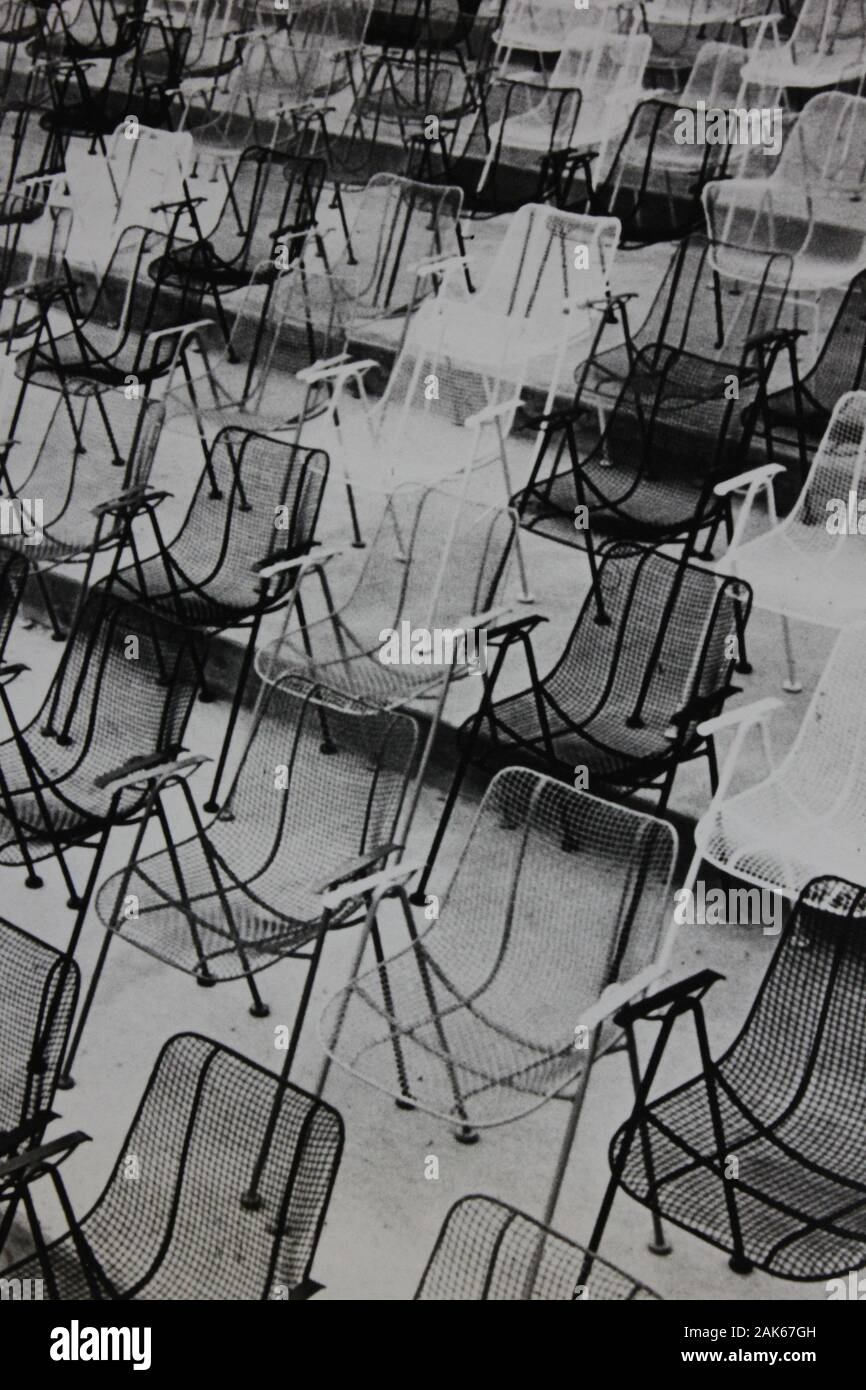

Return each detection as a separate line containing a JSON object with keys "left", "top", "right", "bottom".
{"left": 322, "top": 767, "right": 676, "bottom": 1127}
{"left": 416, "top": 1195, "right": 661, "bottom": 1300}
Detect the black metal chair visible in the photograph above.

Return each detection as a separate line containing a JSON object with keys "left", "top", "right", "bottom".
{"left": 416, "top": 1195, "right": 661, "bottom": 1300}
{"left": 103, "top": 425, "right": 329, "bottom": 809}
{"left": 456, "top": 541, "right": 752, "bottom": 810}
{"left": 0, "top": 393, "right": 164, "bottom": 641}
{"left": 514, "top": 235, "right": 806, "bottom": 556}
{"left": 0, "top": 916, "right": 80, "bottom": 1262}
{"left": 0, "top": 184, "right": 72, "bottom": 347}
{"left": 40, "top": 15, "right": 188, "bottom": 146}
{"left": 60, "top": 679, "right": 418, "bottom": 1080}
{"left": 0, "top": 591, "right": 206, "bottom": 943}
{"left": 585, "top": 876, "right": 866, "bottom": 1282}
{"left": 0, "top": 547, "right": 27, "bottom": 658}
{"left": 8, "top": 216, "right": 208, "bottom": 438}
{"left": 1, "top": 1032, "right": 344, "bottom": 1299}
{"left": 148, "top": 147, "right": 326, "bottom": 351}
{"left": 764, "top": 269, "right": 866, "bottom": 466}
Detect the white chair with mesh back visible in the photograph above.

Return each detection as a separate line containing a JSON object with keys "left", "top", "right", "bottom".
{"left": 639, "top": 0, "right": 762, "bottom": 76}
{"left": 717, "top": 390, "right": 866, "bottom": 692}
{"left": 680, "top": 623, "right": 866, "bottom": 911}
{"left": 425, "top": 205, "right": 621, "bottom": 431}
{"left": 702, "top": 92, "right": 866, "bottom": 338}
{"left": 481, "top": 30, "right": 653, "bottom": 189}
{"left": 317, "top": 768, "right": 677, "bottom": 1225}
{"left": 741, "top": 0, "right": 866, "bottom": 100}
{"left": 492, "top": 0, "right": 639, "bottom": 68}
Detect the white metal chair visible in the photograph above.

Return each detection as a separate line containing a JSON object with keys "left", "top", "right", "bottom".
{"left": 718, "top": 390, "right": 866, "bottom": 692}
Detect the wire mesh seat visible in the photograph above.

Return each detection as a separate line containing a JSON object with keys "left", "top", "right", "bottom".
{"left": 271, "top": 174, "right": 464, "bottom": 348}
{"left": 720, "top": 391, "right": 866, "bottom": 650}
{"left": 431, "top": 204, "right": 620, "bottom": 423}
{"left": 10, "top": 216, "right": 208, "bottom": 417}
{"left": 320, "top": 766, "right": 677, "bottom": 1135}
{"left": 765, "top": 268, "right": 866, "bottom": 460}
{"left": 741, "top": 0, "right": 866, "bottom": 96}
{"left": 589, "top": 42, "right": 751, "bottom": 247}
{"left": 1, "top": 1032, "right": 344, "bottom": 1298}
{"left": 702, "top": 92, "right": 866, "bottom": 297}
{"left": 460, "top": 542, "right": 751, "bottom": 808}
{"left": 639, "top": 0, "right": 761, "bottom": 76}
{"left": 0, "top": 915, "right": 80, "bottom": 1263}
{"left": 0, "top": 548, "right": 26, "bottom": 660}
{"left": 479, "top": 31, "right": 652, "bottom": 192}
{"left": 0, "top": 392, "right": 164, "bottom": 639}
{"left": 515, "top": 235, "right": 800, "bottom": 557}
{"left": 147, "top": 147, "right": 326, "bottom": 347}
{"left": 0, "top": 916, "right": 79, "bottom": 1142}
{"left": 415, "top": 1194, "right": 662, "bottom": 1299}
{"left": 0, "top": 591, "right": 205, "bottom": 914}
{"left": 590, "top": 877, "right": 866, "bottom": 1281}
{"left": 255, "top": 482, "right": 515, "bottom": 710}
{"left": 39, "top": 17, "right": 190, "bottom": 156}
{"left": 106, "top": 425, "right": 329, "bottom": 806}
{"left": 492, "top": 0, "right": 636, "bottom": 67}
{"left": 84, "top": 679, "right": 417, "bottom": 1049}
{"left": 693, "top": 623, "right": 866, "bottom": 898}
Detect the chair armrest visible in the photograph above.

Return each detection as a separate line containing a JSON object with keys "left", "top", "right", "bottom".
{"left": 0, "top": 1110, "right": 58, "bottom": 1158}
{"left": 0, "top": 662, "right": 29, "bottom": 685}
{"left": 713, "top": 462, "right": 785, "bottom": 498}
{"left": 0, "top": 1129, "right": 91, "bottom": 1181}
{"left": 412, "top": 253, "right": 470, "bottom": 281}
{"left": 486, "top": 611, "right": 548, "bottom": 642}
{"left": 745, "top": 326, "right": 807, "bottom": 353}
{"left": 697, "top": 696, "right": 782, "bottom": 739}
{"left": 579, "top": 962, "right": 670, "bottom": 1033}
{"left": 464, "top": 396, "right": 524, "bottom": 431}
{"left": 611, "top": 968, "right": 725, "bottom": 1029}
{"left": 95, "top": 752, "right": 209, "bottom": 794}
{"left": 91, "top": 485, "right": 171, "bottom": 519}
{"left": 256, "top": 547, "right": 343, "bottom": 582}
{"left": 296, "top": 356, "right": 379, "bottom": 386}
{"left": 145, "top": 318, "right": 214, "bottom": 346}
{"left": 320, "top": 859, "right": 424, "bottom": 912}
{"left": 313, "top": 842, "right": 402, "bottom": 896}
{"left": 151, "top": 194, "right": 207, "bottom": 215}
{"left": 669, "top": 685, "right": 742, "bottom": 730}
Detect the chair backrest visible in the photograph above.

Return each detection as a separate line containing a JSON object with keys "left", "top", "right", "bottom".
{"left": 0, "top": 917, "right": 79, "bottom": 1137}
{"left": 0, "top": 549, "right": 27, "bottom": 663}
{"left": 352, "top": 483, "right": 515, "bottom": 636}
{"left": 224, "top": 678, "right": 418, "bottom": 865}
{"left": 39, "top": 593, "right": 205, "bottom": 790}
{"left": 551, "top": 542, "right": 750, "bottom": 744}
{"left": 437, "top": 766, "right": 677, "bottom": 1030}
{"left": 782, "top": 390, "right": 866, "bottom": 555}
{"left": 788, "top": 0, "right": 866, "bottom": 62}
{"left": 79, "top": 1033, "right": 343, "bottom": 1298}
{"left": 774, "top": 91, "right": 866, "bottom": 193}
{"left": 681, "top": 39, "right": 751, "bottom": 107}
{"left": 773, "top": 621, "right": 866, "bottom": 820}
{"left": 203, "top": 147, "right": 325, "bottom": 274}
{"left": 474, "top": 204, "right": 620, "bottom": 336}
{"left": 716, "top": 877, "right": 866, "bottom": 1138}
{"left": 11, "top": 394, "right": 164, "bottom": 551}
{"left": 415, "top": 1194, "right": 662, "bottom": 1299}
{"left": 551, "top": 28, "right": 650, "bottom": 99}
{"left": 794, "top": 270, "right": 866, "bottom": 416}
{"left": 335, "top": 173, "right": 463, "bottom": 320}
{"left": 166, "top": 427, "right": 328, "bottom": 608}
{"left": 621, "top": 234, "right": 794, "bottom": 370}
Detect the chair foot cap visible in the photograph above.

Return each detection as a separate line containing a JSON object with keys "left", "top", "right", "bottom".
{"left": 782, "top": 679, "right": 802, "bottom": 694}
{"left": 729, "top": 1255, "right": 753, "bottom": 1274}
{"left": 395, "top": 1097, "right": 415, "bottom": 1111}
{"left": 648, "top": 1239, "right": 672, "bottom": 1256}
{"left": 455, "top": 1126, "right": 479, "bottom": 1145}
